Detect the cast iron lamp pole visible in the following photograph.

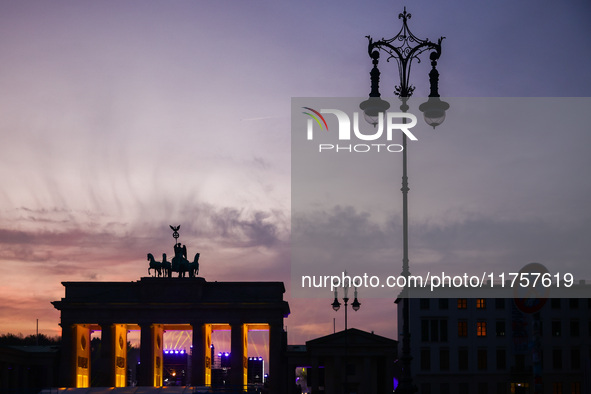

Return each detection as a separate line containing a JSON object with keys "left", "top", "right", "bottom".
{"left": 360, "top": 8, "right": 449, "bottom": 394}
{"left": 332, "top": 278, "right": 360, "bottom": 394}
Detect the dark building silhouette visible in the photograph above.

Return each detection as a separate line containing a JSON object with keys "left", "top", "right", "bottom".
{"left": 286, "top": 328, "right": 397, "bottom": 394}
{"left": 0, "top": 345, "right": 60, "bottom": 393}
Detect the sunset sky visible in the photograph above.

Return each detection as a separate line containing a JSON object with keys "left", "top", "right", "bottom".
{"left": 1, "top": 0, "right": 590, "bottom": 349}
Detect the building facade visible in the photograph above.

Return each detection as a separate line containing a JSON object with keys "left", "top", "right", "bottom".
{"left": 287, "top": 328, "right": 397, "bottom": 394}
{"left": 398, "top": 295, "right": 591, "bottom": 394}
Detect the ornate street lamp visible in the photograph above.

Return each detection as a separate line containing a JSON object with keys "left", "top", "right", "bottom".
{"left": 331, "top": 284, "right": 360, "bottom": 331}
{"left": 360, "top": 8, "right": 448, "bottom": 394}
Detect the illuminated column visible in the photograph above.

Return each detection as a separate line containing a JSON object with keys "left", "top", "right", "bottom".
{"left": 139, "top": 324, "right": 164, "bottom": 387}
{"left": 269, "top": 323, "right": 285, "bottom": 394}
{"left": 113, "top": 324, "right": 128, "bottom": 387}
{"left": 191, "top": 322, "right": 212, "bottom": 386}
{"left": 73, "top": 324, "right": 91, "bottom": 388}
{"left": 230, "top": 322, "right": 247, "bottom": 392}
{"left": 97, "top": 323, "right": 128, "bottom": 386}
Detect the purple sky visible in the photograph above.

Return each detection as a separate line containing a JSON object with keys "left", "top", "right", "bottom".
{"left": 0, "top": 0, "right": 590, "bottom": 347}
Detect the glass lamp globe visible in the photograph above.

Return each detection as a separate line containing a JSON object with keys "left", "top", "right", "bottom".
{"left": 360, "top": 97, "right": 390, "bottom": 127}
{"left": 418, "top": 97, "right": 450, "bottom": 129}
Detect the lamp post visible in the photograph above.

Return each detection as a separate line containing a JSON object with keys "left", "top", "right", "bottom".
{"left": 331, "top": 283, "right": 361, "bottom": 331}
{"left": 331, "top": 278, "right": 360, "bottom": 394}
{"left": 360, "top": 8, "right": 449, "bottom": 394}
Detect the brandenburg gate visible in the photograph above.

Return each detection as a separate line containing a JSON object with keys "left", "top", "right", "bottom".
{"left": 51, "top": 226, "right": 290, "bottom": 392}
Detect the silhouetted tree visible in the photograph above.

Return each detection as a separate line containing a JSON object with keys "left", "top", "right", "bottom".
{"left": 0, "top": 332, "right": 61, "bottom": 346}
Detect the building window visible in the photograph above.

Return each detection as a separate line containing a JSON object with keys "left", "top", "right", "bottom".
{"left": 459, "top": 383, "right": 469, "bottom": 393}
{"left": 421, "top": 383, "right": 431, "bottom": 394}
{"left": 430, "top": 320, "right": 439, "bottom": 342}
{"left": 458, "top": 320, "right": 468, "bottom": 337}
{"left": 477, "top": 321, "right": 487, "bottom": 337}
{"left": 553, "top": 349, "right": 562, "bottom": 370}
{"left": 421, "top": 319, "right": 448, "bottom": 342}
{"left": 440, "top": 319, "right": 448, "bottom": 341}
{"left": 496, "top": 320, "right": 506, "bottom": 336}
{"left": 536, "top": 318, "right": 543, "bottom": 336}
{"left": 421, "top": 320, "right": 429, "bottom": 342}
{"left": 439, "top": 298, "right": 448, "bottom": 310}
{"left": 478, "top": 382, "right": 488, "bottom": 394}
{"left": 457, "top": 298, "right": 467, "bottom": 309}
{"left": 495, "top": 298, "right": 505, "bottom": 309}
{"left": 346, "top": 363, "right": 356, "bottom": 376}
{"left": 439, "top": 348, "right": 449, "bottom": 371}
{"left": 441, "top": 383, "right": 450, "bottom": 394}
{"left": 515, "top": 354, "right": 525, "bottom": 370}
{"left": 571, "top": 348, "right": 580, "bottom": 370}
{"left": 569, "top": 298, "right": 579, "bottom": 309}
{"left": 552, "top": 321, "right": 561, "bottom": 337}
{"left": 511, "top": 383, "right": 529, "bottom": 393}
{"left": 421, "top": 348, "right": 431, "bottom": 371}
{"left": 496, "top": 348, "right": 506, "bottom": 370}
{"left": 571, "top": 382, "right": 581, "bottom": 394}
{"left": 420, "top": 298, "right": 430, "bottom": 310}
{"left": 551, "top": 298, "right": 561, "bottom": 309}
{"left": 458, "top": 348, "right": 468, "bottom": 370}
{"left": 476, "top": 298, "right": 486, "bottom": 309}
{"left": 477, "top": 349, "right": 487, "bottom": 370}
{"left": 552, "top": 382, "right": 562, "bottom": 394}
{"left": 497, "top": 382, "right": 507, "bottom": 394}
{"left": 570, "top": 320, "right": 580, "bottom": 337}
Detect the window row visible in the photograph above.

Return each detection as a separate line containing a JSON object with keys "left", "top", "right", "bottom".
{"left": 418, "top": 298, "right": 591, "bottom": 311}
{"left": 421, "top": 318, "right": 590, "bottom": 340}
{"left": 418, "top": 381, "right": 580, "bottom": 394}
{"left": 419, "top": 347, "right": 585, "bottom": 372}
{"left": 420, "top": 347, "right": 505, "bottom": 371}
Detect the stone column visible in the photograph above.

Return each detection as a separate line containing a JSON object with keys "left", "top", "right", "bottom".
{"left": 230, "top": 322, "right": 247, "bottom": 392}
{"left": 287, "top": 362, "right": 297, "bottom": 394}
{"left": 191, "top": 322, "right": 212, "bottom": 386}
{"left": 362, "top": 357, "right": 375, "bottom": 394}
{"left": 73, "top": 324, "right": 91, "bottom": 388}
{"left": 268, "top": 323, "right": 285, "bottom": 394}
{"left": 310, "top": 358, "right": 320, "bottom": 394}
{"left": 332, "top": 356, "right": 341, "bottom": 394}
{"left": 113, "top": 324, "right": 128, "bottom": 387}
{"left": 57, "top": 323, "right": 75, "bottom": 387}
{"left": 139, "top": 323, "right": 163, "bottom": 387}
{"left": 96, "top": 322, "right": 114, "bottom": 387}
{"left": 386, "top": 353, "right": 396, "bottom": 391}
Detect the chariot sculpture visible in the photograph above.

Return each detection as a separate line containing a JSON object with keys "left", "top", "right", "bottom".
{"left": 146, "top": 225, "right": 200, "bottom": 278}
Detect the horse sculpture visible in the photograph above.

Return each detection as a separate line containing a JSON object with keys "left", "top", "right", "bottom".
{"left": 147, "top": 253, "right": 162, "bottom": 277}
{"left": 161, "top": 253, "right": 171, "bottom": 278}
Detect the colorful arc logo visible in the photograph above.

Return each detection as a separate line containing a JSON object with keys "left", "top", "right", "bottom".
{"left": 302, "top": 107, "right": 328, "bottom": 131}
